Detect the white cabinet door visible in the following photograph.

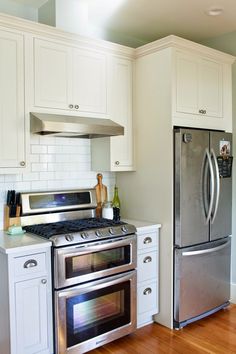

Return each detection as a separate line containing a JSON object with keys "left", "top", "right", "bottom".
{"left": 0, "top": 30, "right": 25, "bottom": 169}
{"left": 110, "top": 57, "right": 133, "bottom": 170}
{"left": 34, "top": 39, "right": 73, "bottom": 110}
{"left": 15, "top": 277, "right": 49, "bottom": 354}
{"left": 91, "top": 57, "right": 134, "bottom": 171}
{"left": 199, "top": 58, "right": 223, "bottom": 118}
{"left": 175, "top": 51, "right": 223, "bottom": 119}
{"left": 176, "top": 52, "right": 199, "bottom": 115}
{"left": 72, "top": 48, "right": 107, "bottom": 114}
{"left": 34, "top": 39, "right": 107, "bottom": 116}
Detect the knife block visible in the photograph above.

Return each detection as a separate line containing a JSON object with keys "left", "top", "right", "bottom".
{"left": 4, "top": 205, "right": 21, "bottom": 231}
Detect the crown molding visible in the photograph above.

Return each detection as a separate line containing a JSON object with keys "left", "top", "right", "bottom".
{"left": 0, "top": 12, "right": 135, "bottom": 59}
{"left": 135, "top": 35, "right": 235, "bottom": 63}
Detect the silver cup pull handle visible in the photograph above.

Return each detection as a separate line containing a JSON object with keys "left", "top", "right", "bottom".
{"left": 143, "top": 256, "right": 152, "bottom": 263}
{"left": 24, "top": 259, "right": 38, "bottom": 268}
{"left": 143, "top": 237, "right": 152, "bottom": 244}
{"left": 143, "top": 287, "right": 152, "bottom": 295}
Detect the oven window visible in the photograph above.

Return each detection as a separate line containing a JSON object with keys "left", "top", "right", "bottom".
{"left": 66, "top": 281, "right": 131, "bottom": 348}
{"left": 66, "top": 246, "right": 131, "bottom": 279}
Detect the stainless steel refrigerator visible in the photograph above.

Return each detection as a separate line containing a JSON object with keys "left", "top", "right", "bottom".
{"left": 174, "top": 127, "right": 233, "bottom": 329}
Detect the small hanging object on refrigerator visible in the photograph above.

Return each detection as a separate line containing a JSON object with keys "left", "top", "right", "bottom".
{"left": 94, "top": 173, "right": 107, "bottom": 218}
{"left": 112, "top": 185, "right": 120, "bottom": 221}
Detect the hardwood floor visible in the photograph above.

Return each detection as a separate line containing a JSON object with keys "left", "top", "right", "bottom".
{"left": 89, "top": 305, "right": 236, "bottom": 354}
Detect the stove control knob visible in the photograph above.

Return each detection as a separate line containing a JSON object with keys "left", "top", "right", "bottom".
{"left": 109, "top": 228, "right": 115, "bottom": 235}
{"left": 121, "top": 225, "right": 128, "bottom": 233}
{"left": 65, "top": 234, "right": 74, "bottom": 242}
{"left": 95, "top": 230, "right": 102, "bottom": 237}
{"left": 81, "top": 232, "right": 88, "bottom": 239}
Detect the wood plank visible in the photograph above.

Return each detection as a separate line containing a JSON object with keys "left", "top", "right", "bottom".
{"left": 89, "top": 305, "right": 236, "bottom": 353}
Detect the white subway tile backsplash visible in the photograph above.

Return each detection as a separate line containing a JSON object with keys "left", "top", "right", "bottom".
{"left": 31, "top": 163, "right": 48, "bottom": 172}
{"left": 40, "top": 154, "right": 56, "bottom": 163}
{"left": 31, "top": 145, "right": 47, "bottom": 154}
{"left": 0, "top": 136, "right": 115, "bottom": 230}
{"left": 23, "top": 172, "right": 39, "bottom": 181}
{"left": 40, "top": 172, "right": 55, "bottom": 181}
{"left": 29, "top": 154, "right": 40, "bottom": 163}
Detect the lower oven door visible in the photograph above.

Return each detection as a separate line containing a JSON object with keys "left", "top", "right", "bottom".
{"left": 55, "top": 270, "right": 137, "bottom": 354}
{"left": 54, "top": 234, "right": 136, "bottom": 289}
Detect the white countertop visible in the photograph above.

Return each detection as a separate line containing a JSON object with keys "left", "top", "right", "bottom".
{"left": 123, "top": 219, "right": 161, "bottom": 232}
{"left": 0, "top": 230, "right": 51, "bottom": 254}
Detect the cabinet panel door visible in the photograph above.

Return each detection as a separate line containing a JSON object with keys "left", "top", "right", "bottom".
{"left": 199, "top": 58, "right": 223, "bottom": 118}
{"left": 72, "top": 48, "right": 107, "bottom": 114}
{"left": 34, "top": 39, "right": 72, "bottom": 110}
{"left": 176, "top": 52, "right": 198, "bottom": 115}
{"left": 110, "top": 58, "right": 133, "bottom": 169}
{"left": 0, "top": 30, "right": 25, "bottom": 168}
{"left": 15, "top": 277, "right": 49, "bottom": 354}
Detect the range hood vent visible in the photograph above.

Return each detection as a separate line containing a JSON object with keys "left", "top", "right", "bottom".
{"left": 30, "top": 112, "right": 124, "bottom": 139}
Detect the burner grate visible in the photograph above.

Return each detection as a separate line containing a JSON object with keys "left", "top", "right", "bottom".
{"left": 23, "top": 218, "right": 125, "bottom": 238}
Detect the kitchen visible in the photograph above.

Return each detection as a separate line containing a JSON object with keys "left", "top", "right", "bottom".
{"left": 0, "top": 0, "right": 236, "bottom": 353}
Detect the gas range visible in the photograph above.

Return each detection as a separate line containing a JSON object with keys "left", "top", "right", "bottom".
{"left": 24, "top": 217, "right": 136, "bottom": 247}
{"left": 20, "top": 189, "right": 136, "bottom": 247}
{"left": 20, "top": 188, "right": 137, "bottom": 354}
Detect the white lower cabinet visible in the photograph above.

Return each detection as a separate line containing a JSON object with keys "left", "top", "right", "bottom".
{"left": 15, "top": 277, "right": 50, "bottom": 354}
{"left": 127, "top": 221, "right": 160, "bottom": 328}
{"left": 0, "top": 245, "right": 53, "bottom": 354}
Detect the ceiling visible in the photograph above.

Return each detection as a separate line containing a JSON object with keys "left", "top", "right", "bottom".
{"left": 11, "top": 0, "right": 236, "bottom": 47}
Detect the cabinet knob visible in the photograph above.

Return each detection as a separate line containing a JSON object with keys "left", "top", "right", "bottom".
{"left": 203, "top": 110, "right": 207, "bottom": 114}
{"left": 199, "top": 109, "right": 204, "bottom": 114}
{"left": 69, "top": 104, "right": 74, "bottom": 109}
{"left": 143, "top": 237, "right": 152, "bottom": 244}
{"left": 20, "top": 161, "right": 26, "bottom": 167}
{"left": 143, "top": 256, "right": 152, "bottom": 263}
{"left": 24, "top": 259, "right": 37, "bottom": 268}
{"left": 41, "top": 279, "right": 47, "bottom": 284}
{"left": 115, "top": 161, "right": 120, "bottom": 165}
{"left": 75, "top": 104, "right": 79, "bottom": 109}
{"left": 143, "top": 287, "right": 152, "bottom": 295}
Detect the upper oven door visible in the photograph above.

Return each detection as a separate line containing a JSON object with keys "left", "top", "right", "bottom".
{"left": 54, "top": 234, "right": 137, "bottom": 289}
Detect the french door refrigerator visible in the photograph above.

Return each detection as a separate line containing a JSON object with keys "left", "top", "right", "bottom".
{"left": 174, "top": 127, "right": 233, "bottom": 329}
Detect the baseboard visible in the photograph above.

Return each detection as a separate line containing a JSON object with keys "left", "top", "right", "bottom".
{"left": 230, "top": 282, "right": 236, "bottom": 303}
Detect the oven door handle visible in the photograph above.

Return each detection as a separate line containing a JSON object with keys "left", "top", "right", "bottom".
{"left": 55, "top": 234, "right": 136, "bottom": 258}
{"left": 56, "top": 269, "right": 137, "bottom": 298}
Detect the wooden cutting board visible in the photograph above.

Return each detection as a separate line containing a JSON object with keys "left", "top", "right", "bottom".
{"left": 94, "top": 173, "right": 107, "bottom": 217}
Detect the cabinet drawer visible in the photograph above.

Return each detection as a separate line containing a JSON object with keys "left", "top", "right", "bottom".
{"left": 138, "top": 232, "right": 157, "bottom": 251}
{"left": 13, "top": 252, "right": 46, "bottom": 278}
{"left": 138, "top": 281, "right": 157, "bottom": 314}
{"left": 137, "top": 251, "right": 157, "bottom": 282}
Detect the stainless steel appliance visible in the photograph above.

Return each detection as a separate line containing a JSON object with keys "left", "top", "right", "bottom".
{"left": 174, "top": 128, "right": 233, "bottom": 329}
{"left": 20, "top": 189, "right": 137, "bottom": 354}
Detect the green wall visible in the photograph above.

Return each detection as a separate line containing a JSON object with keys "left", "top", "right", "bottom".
{"left": 201, "top": 32, "right": 236, "bottom": 284}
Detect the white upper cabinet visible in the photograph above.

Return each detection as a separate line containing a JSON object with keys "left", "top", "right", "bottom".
{"left": 34, "top": 39, "right": 72, "bottom": 110}
{"left": 0, "top": 29, "right": 26, "bottom": 171}
{"left": 175, "top": 51, "right": 223, "bottom": 118}
{"left": 173, "top": 48, "right": 232, "bottom": 131}
{"left": 72, "top": 48, "right": 107, "bottom": 114}
{"left": 91, "top": 56, "right": 134, "bottom": 171}
{"left": 34, "top": 38, "right": 108, "bottom": 117}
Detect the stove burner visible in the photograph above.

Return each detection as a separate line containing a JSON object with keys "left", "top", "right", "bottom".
{"left": 23, "top": 218, "right": 125, "bottom": 239}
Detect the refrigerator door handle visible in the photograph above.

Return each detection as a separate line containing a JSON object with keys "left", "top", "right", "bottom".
{"left": 182, "top": 240, "right": 230, "bottom": 256}
{"left": 205, "top": 149, "right": 215, "bottom": 224}
{"left": 210, "top": 148, "right": 220, "bottom": 224}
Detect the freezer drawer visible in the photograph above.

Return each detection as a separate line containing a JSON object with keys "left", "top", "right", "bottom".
{"left": 174, "top": 237, "right": 231, "bottom": 327}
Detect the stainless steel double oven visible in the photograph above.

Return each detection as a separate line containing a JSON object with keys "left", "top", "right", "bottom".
{"left": 54, "top": 234, "right": 137, "bottom": 353}
{"left": 21, "top": 189, "right": 137, "bottom": 354}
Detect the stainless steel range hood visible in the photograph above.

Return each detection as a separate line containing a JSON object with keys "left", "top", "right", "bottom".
{"left": 30, "top": 112, "right": 124, "bottom": 138}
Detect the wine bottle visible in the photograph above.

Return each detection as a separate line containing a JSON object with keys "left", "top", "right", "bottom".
{"left": 112, "top": 185, "right": 120, "bottom": 221}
